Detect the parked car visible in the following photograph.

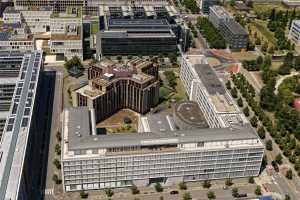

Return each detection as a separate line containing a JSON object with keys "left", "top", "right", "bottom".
{"left": 170, "top": 190, "right": 179, "bottom": 195}
{"left": 237, "top": 193, "right": 247, "bottom": 198}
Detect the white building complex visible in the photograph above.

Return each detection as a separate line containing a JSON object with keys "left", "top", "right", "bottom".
{"left": 2, "top": 6, "right": 83, "bottom": 59}
{"left": 289, "top": 20, "right": 300, "bottom": 45}
{"left": 61, "top": 54, "right": 264, "bottom": 192}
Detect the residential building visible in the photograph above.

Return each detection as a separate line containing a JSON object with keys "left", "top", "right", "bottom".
{"left": 72, "top": 58, "right": 160, "bottom": 122}
{"left": 0, "top": 51, "right": 43, "bottom": 200}
{"left": 208, "top": 5, "right": 233, "bottom": 29}
{"left": 61, "top": 106, "right": 264, "bottom": 192}
{"left": 289, "top": 20, "right": 300, "bottom": 45}
{"left": 180, "top": 54, "right": 247, "bottom": 128}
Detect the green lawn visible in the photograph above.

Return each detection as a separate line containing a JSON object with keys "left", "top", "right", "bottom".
{"left": 252, "top": 20, "right": 276, "bottom": 45}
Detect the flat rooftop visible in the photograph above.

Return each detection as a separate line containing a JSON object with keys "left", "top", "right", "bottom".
{"left": 194, "top": 64, "right": 225, "bottom": 95}
{"left": 64, "top": 107, "right": 259, "bottom": 151}
{"left": 174, "top": 101, "right": 208, "bottom": 128}
{"left": 108, "top": 18, "right": 170, "bottom": 28}
{"left": 100, "top": 29, "right": 176, "bottom": 38}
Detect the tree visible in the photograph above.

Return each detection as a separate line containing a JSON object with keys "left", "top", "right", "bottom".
{"left": 237, "top": 97, "right": 243, "bottom": 107}
{"left": 179, "top": 182, "right": 187, "bottom": 190}
{"left": 56, "top": 131, "right": 61, "bottom": 141}
{"left": 256, "top": 56, "right": 263, "bottom": 65}
{"left": 266, "top": 140, "right": 273, "bottom": 151}
{"left": 52, "top": 174, "right": 61, "bottom": 184}
{"left": 183, "top": 192, "right": 192, "bottom": 200}
{"left": 53, "top": 158, "right": 61, "bottom": 169}
{"left": 130, "top": 185, "right": 140, "bottom": 194}
{"left": 286, "top": 169, "right": 293, "bottom": 179}
{"left": 255, "top": 186, "right": 262, "bottom": 195}
{"left": 202, "top": 180, "right": 211, "bottom": 188}
{"left": 285, "top": 194, "right": 291, "bottom": 200}
{"left": 155, "top": 182, "right": 163, "bottom": 192}
{"left": 64, "top": 56, "right": 83, "bottom": 70}
{"left": 232, "top": 187, "right": 238, "bottom": 197}
{"left": 207, "top": 191, "right": 216, "bottom": 199}
{"left": 80, "top": 191, "right": 88, "bottom": 199}
{"left": 105, "top": 188, "right": 114, "bottom": 197}
{"left": 55, "top": 144, "right": 61, "bottom": 155}
{"left": 226, "top": 81, "right": 231, "bottom": 90}
{"left": 231, "top": 87, "right": 238, "bottom": 98}
{"left": 257, "top": 126, "right": 266, "bottom": 139}
{"left": 250, "top": 116, "right": 258, "bottom": 127}
{"left": 275, "top": 153, "right": 283, "bottom": 165}
{"left": 243, "top": 106, "right": 250, "bottom": 117}
{"left": 225, "top": 178, "right": 233, "bottom": 186}
{"left": 248, "top": 176, "right": 255, "bottom": 184}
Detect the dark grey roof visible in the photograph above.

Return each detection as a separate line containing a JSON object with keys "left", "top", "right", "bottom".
{"left": 108, "top": 18, "right": 170, "bottom": 29}
{"left": 193, "top": 64, "right": 226, "bottom": 95}
{"left": 65, "top": 107, "right": 259, "bottom": 151}
{"left": 223, "top": 19, "right": 248, "bottom": 35}
{"left": 0, "top": 32, "right": 10, "bottom": 41}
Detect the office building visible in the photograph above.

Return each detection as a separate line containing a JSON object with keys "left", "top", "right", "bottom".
{"left": 282, "top": 0, "right": 300, "bottom": 8}
{"left": 208, "top": 6, "right": 233, "bottom": 29}
{"left": 0, "top": 51, "right": 43, "bottom": 200}
{"left": 180, "top": 54, "right": 247, "bottom": 128}
{"left": 209, "top": 6, "right": 248, "bottom": 50}
{"left": 0, "top": 22, "right": 34, "bottom": 52}
{"left": 219, "top": 19, "right": 248, "bottom": 50}
{"left": 14, "top": 0, "right": 169, "bottom": 13}
{"left": 0, "top": 52, "right": 24, "bottom": 135}
{"left": 289, "top": 20, "right": 300, "bottom": 45}
{"left": 72, "top": 58, "right": 160, "bottom": 122}
{"left": 61, "top": 106, "right": 264, "bottom": 192}
{"left": 96, "top": 29, "right": 177, "bottom": 57}
{"left": 198, "top": 0, "right": 219, "bottom": 14}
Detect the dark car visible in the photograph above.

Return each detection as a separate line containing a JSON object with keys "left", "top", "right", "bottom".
{"left": 272, "top": 161, "right": 279, "bottom": 172}
{"left": 237, "top": 193, "right": 247, "bottom": 198}
{"left": 170, "top": 190, "right": 179, "bottom": 195}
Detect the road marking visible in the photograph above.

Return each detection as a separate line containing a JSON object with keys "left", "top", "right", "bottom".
{"left": 44, "top": 188, "right": 54, "bottom": 195}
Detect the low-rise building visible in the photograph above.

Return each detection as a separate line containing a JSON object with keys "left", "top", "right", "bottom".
{"left": 289, "top": 20, "right": 300, "bottom": 45}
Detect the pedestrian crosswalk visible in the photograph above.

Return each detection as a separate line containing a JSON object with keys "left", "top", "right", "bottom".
{"left": 44, "top": 188, "right": 54, "bottom": 195}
